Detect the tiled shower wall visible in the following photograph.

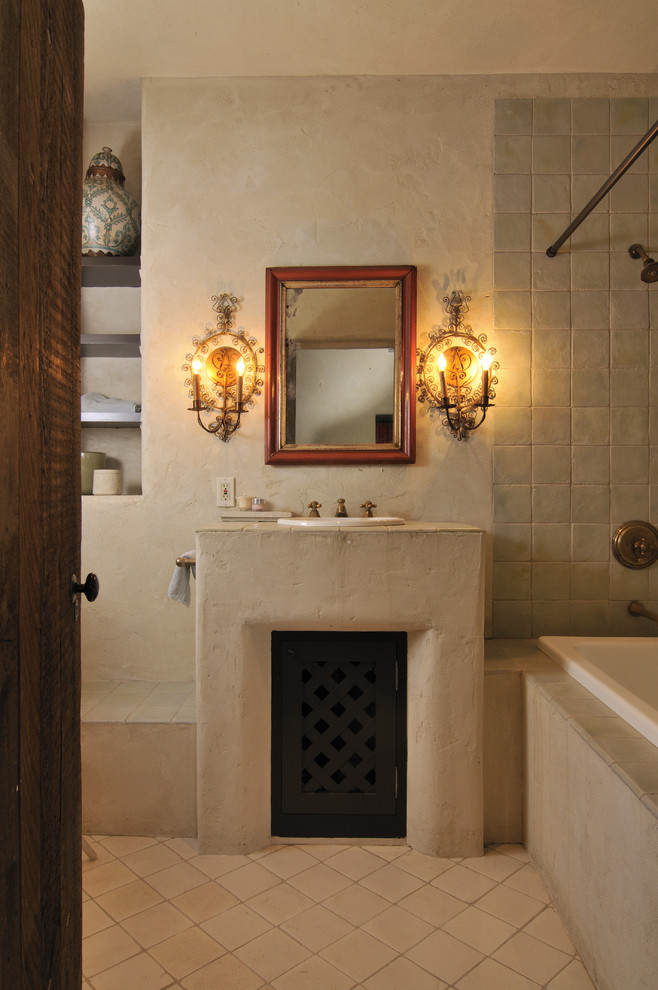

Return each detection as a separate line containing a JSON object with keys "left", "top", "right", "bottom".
{"left": 492, "top": 96, "right": 658, "bottom": 638}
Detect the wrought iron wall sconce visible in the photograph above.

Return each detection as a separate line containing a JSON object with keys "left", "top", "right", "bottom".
{"left": 416, "top": 291, "right": 498, "bottom": 441}
{"left": 183, "top": 293, "right": 264, "bottom": 442}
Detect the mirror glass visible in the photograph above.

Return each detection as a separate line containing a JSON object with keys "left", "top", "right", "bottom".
{"left": 265, "top": 266, "right": 416, "bottom": 464}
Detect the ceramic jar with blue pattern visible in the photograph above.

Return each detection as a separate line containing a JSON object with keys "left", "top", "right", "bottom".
{"left": 82, "top": 147, "right": 140, "bottom": 256}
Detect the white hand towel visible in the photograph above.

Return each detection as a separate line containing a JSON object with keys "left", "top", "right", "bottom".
{"left": 168, "top": 552, "right": 196, "bottom": 607}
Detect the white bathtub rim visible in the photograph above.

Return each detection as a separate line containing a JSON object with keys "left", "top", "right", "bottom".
{"left": 537, "top": 636, "right": 658, "bottom": 750}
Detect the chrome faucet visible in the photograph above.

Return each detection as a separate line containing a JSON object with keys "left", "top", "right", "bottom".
{"left": 307, "top": 500, "right": 322, "bottom": 517}
{"left": 335, "top": 498, "right": 348, "bottom": 517}
{"left": 361, "top": 500, "right": 377, "bottom": 518}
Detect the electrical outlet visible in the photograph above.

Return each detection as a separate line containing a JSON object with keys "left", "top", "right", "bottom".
{"left": 217, "top": 477, "right": 236, "bottom": 507}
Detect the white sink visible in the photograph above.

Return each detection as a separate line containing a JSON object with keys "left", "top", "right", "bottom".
{"left": 277, "top": 516, "right": 405, "bottom": 528}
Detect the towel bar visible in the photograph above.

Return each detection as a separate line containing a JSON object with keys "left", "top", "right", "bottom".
{"left": 176, "top": 556, "right": 196, "bottom": 567}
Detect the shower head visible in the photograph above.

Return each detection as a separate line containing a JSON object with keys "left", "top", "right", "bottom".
{"left": 629, "top": 243, "right": 658, "bottom": 283}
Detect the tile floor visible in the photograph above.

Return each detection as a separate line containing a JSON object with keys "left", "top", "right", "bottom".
{"left": 82, "top": 836, "right": 597, "bottom": 989}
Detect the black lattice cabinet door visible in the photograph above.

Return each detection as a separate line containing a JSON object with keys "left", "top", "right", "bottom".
{"left": 271, "top": 631, "right": 407, "bottom": 838}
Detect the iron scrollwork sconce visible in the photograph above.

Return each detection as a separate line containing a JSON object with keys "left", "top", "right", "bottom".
{"left": 183, "top": 293, "right": 264, "bottom": 442}
{"left": 416, "top": 291, "right": 498, "bottom": 441}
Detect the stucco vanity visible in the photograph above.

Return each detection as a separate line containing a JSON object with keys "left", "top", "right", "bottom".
{"left": 195, "top": 522, "right": 485, "bottom": 857}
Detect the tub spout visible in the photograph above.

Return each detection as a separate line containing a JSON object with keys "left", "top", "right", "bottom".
{"left": 628, "top": 600, "right": 658, "bottom": 623}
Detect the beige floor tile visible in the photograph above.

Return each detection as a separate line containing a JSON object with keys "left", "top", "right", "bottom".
{"left": 397, "top": 883, "right": 465, "bottom": 926}
{"left": 495, "top": 844, "right": 531, "bottom": 863}
{"left": 432, "top": 864, "right": 498, "bottom": 902}
{"left": 362, "top": 903, "right": 434, "bottom": 951}
{"left": 547, "top": 958, "right": 597, "bottom": 989}
{"left": 279, "top": 903, "right": 353, "bottom": 952}
{"left": 188, "top": 852, "right": 251, "bottom": 879}
{"left": 504, "top": 863, "right": 551, "bottom": 903}
{"left": 493, "top": 930, "right": 573, "bottom": 984}
{"left": 523, "top": 905, "right": 576, "bottom": 954}
{"left": 164, "top": 837, "right": 198, "bottom": 860}
{"left": 234, "top": 928, "right": 311, "bottom": 982}
{"left": 442, "top": 904, "right": 517, "bottom": 955}
{"left": 256, "top": 845, "right": 318, "bottom": 879}
{"left": 475, "top": 883, "right": 545, "bottom": 928}
{"left": 298, "top": 843, "right": 349, "bottom": 860}
{"left": 88, "top": 950, "right": 172, "bottom": 990}
{"left": 394, "top": 848, "right": 454, "bottom": 881}
{"left": 406, "top": 929, "right": 485, "bottom": 985}
{"left": 172, "top": 880, "right": 239, "bottom": 923}
{"left": 99, "top": 835, "right": 159, "bottom": 858}
{"left": 83, "top": 899, "right": 113, "bottom": 937}
{"left": 363, "top": 954, "right": 449, "bottom": 990}
{"left": 286, "top": 863, "right": 353, "bottom": 901}
{"left": 147, "top": 861, "right": 208, "bottom": 899}
{"left": 82, "top": 841, "right": 116, "bottom": 872}
{"left": 181, "top": 953, "right": 264, "bottom": 990}
{"left": 121, "top": 900, "right": 193, "bottom": 948}
{"left": 96, "top": 878, "right": 164, "bottom": 922}
{"left": 82, "top": 860, "right": 138, "bottom": 898}
{"left": 218, "top": 862, "right": 282, "bottom": 901}
{"left": 201, "top": 903, "right": 272, "bottom": 951}
{"left": 359, "top": 863, "right": 425, "bottom": 902}
{"left": 271, "top": 953, "right": 354, "bottom": 990}
{"left": 361, "top": 844, "right": 408, "bottom": 861}
{"left": 323, "top": 846, "right": 387, "bottom": 881}
{"left": 246, "top": 881, "right": 315, "bottom": 924}
{"left": 460, "top": 849, "right": 524, "bottom": 882}
{"left": 322, "top": 883, "right": 390, "bottom": 925}
{"left": 149, "top": 926, "right": 225, "bottom": 980}
{"left": 82, "top": 924, "right": 141, "bottom": 977}
{"left": 319, "top": 929, "right": 398, "bottom": 983}
{"left": 455, "top": 956, "right": 541, "bottom": 990}
{"left": 121, "top": 843, "right": 183, "bottom": 878}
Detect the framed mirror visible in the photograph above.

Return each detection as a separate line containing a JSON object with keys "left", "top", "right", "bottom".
{"left": 265, "top": 265, "right": 416, "bottom": 464}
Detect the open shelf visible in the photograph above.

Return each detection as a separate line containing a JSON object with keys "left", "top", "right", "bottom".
{"left": 82, "top": 256, "right": 141, "bottom": 287}
{"left": 81, "top": 334, "right": 141, "bottom": 358}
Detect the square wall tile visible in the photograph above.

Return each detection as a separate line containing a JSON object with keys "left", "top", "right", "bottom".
{"left": 570, "top": 602, "right": 611, "bottom": 635}
{"left": 571, "top": 445, "right": 610, "bottom": 484}
{"left": 532, "top": 368, "right": 571, "bottom": 407}
{"left": 495, "top": 330, "right": 532, "bottom": 368}
{"left": 609, "top": 173, "right": 649, "bottom": 213}
{"left": 611, "top": 367, "right": 648, "bottom": 407}
{"left": 496, "top": 136, "right": 532, "bottom": 174}
{"left": 572, "top": 329, "right": 609, "bottom": 369}
{"left": 610, "top": 484, "right": 649, "bottom": 521}
{"left": 610, "top": 290, "right": 649, "bottom": 330}
{"left": 532, "top": 524, "right": 571, "bottom": 562}
{"left": 532, "top": 485, "right": 571, "bottom": 523}
{"left": 571, "top": 291, "right": 609, "bottom": 330}
{"left": 572, "top": 98, "right": 609, "bottom": 135}
{"left": 493, "top": 563, "right": 531, "bottom": 601}
{"left": 532, "top": 445, "right": 571, "bottom": 484}
{"left": 610, "top": 213, "right": 648, "bottom": 251}
{"left": 493, "top": 407, "right": 532, "bottom": 445}
{"left": 495, "top": 253, "right": 531, "bottom": 292}
{"left": 611, "top": 329, "right": 648, "bottom": 368}
{"left": 571, "top": 407, "right": 610, "bottom": 445}
{"left": 492, "top": 600, "right": 532, "bottom": 639}
{"left": 572, "top": 135, "right": 610, "bottom": 175}
{"left": 569, "top": 212, "right": 609, "bottom": 252}
{"left": 533, "top": 253, "right": 570, "bottom": 291}
{"left": 610, "top": 443, "right": 650, "bottom": 484}
{"left": 572, "top": 524, "right": 611, "bottom": 562}
{"left": 493, "top": 446, "right": 532, "bottom": 484}
{"left": 532, "top": 563, "right": 572, "bottom": 600}
{"left": 611, "top": 98, "right": 649, "bottom": 135}
{"left": 532, "top": 174, "right": 570, "bottom": 214}
{"left": 571, "top": 368, "right": 610, "bottom": 407}
{"left": 532, "top": 293, "right": 571, "bottom": 331}
{"left": 532, "top": 330, "right": 571, "bottom": 365}
{"left": 495, "top": 99, "right": 533, "bottom": 135}
{"left": 571, "top": 253, "right": 609, "bottom": 290}
{"left": 533, "top": 99, "right": 571, "bottom": 135}
{"left": 494, "top": 485, "right": 532, "bottom": 524}
{"left": 571, "top": 485, "right": 610, "bottom": 524}
{"left": 494, "top": 213, "right": 531, "bottom": 252}
{"left": 531, "top": 602, "right": 572, "bottom": 636}
{"left": 533, "top": 136, "right": 571, "bottom": 174}
{"left": 493, "top": 524, "right": 532, "bottom": 562}
{"left": 495, "top": 174, "right": 532, "bottom": 213}
{"left": 611, "top": 407, "right": 649, "bottom": 445}
{"left": 494, "top": 292, "right": 531, "bottom": 330}
{"left": 611, "top": 252, "right": 646, "bottom": 290}
{"left": 532, "top": 407, "right": 571, "bottom": 445}
{"left": 571, "top": 562, "right": 611, "bottom": 601}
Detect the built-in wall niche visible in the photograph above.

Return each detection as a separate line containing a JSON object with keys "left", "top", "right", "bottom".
{"left": 271, "top": 631, "right": 407, "bottom": 839}
{"left": 81, "top": 257, "right": 142, "bottom": 495}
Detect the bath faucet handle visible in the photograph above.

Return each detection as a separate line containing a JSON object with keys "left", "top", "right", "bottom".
{"left": 361, "top": 500, "right": 377, "bottom": 518}
{"left": 335, "top": 498, "right": 348, "bottom": 517}
{"left": 307, "top": 500, "right": 322, "bottom": 517}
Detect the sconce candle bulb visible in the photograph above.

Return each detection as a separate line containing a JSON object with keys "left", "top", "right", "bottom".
{"left": 183, "top": 293, "right": 264, "bottom": 442}
{"left": 416, "top": 290, "right": 498, "bottom": 441}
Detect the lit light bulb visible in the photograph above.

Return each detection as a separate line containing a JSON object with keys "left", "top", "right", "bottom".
{"left": 438, "top": 352, "right": 447, "bottom": 371}
{"left": 480, "top": 352, "right": 492, "bottom": 371}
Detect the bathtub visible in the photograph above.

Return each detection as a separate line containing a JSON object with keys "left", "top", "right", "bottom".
{"left": 538, "top": 636, "right": 658, "bottom": 749}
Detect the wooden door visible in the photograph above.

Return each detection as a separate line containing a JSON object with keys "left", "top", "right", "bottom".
{"left": 0, "top": 1, "right": 84, "bottom": 986}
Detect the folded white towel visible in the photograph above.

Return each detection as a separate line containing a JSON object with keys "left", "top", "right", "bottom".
{"left": 168, "top": 552, "right": 196, "bottom": 607}
{"left": 82, "top": 392, "right": 142, "bottom": 413}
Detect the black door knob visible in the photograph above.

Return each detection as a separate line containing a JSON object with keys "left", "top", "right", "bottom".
{"left": 71, "top": 573, "right": 100, "bottom": 602}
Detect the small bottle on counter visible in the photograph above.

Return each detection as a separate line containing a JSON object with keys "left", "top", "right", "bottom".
{"left": 252, "top": 497, "right": 266, "bottom": 511}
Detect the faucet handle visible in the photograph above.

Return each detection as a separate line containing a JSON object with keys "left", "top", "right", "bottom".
{"left": 360, "top": 500, "right": 377, "bottom": 518}
{"left": 307, "top": 500, "right": 322, "bottom": 517}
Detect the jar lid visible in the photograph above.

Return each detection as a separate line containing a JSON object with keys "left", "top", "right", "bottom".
{"left": 85, "top": 146, "right": 125, "bottom": 184}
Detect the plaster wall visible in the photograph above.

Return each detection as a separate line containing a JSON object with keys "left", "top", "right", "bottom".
{"left": 81, "top": 74, "right": 658, "bottom": 681}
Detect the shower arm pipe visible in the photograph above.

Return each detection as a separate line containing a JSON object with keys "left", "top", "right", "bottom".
{"left": 546, "top": 119, "right": 658, "bottom": 258}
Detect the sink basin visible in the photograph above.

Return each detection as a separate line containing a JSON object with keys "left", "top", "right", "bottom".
{"left": 278, "top": 516, "right": 405, "bottom": 528}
